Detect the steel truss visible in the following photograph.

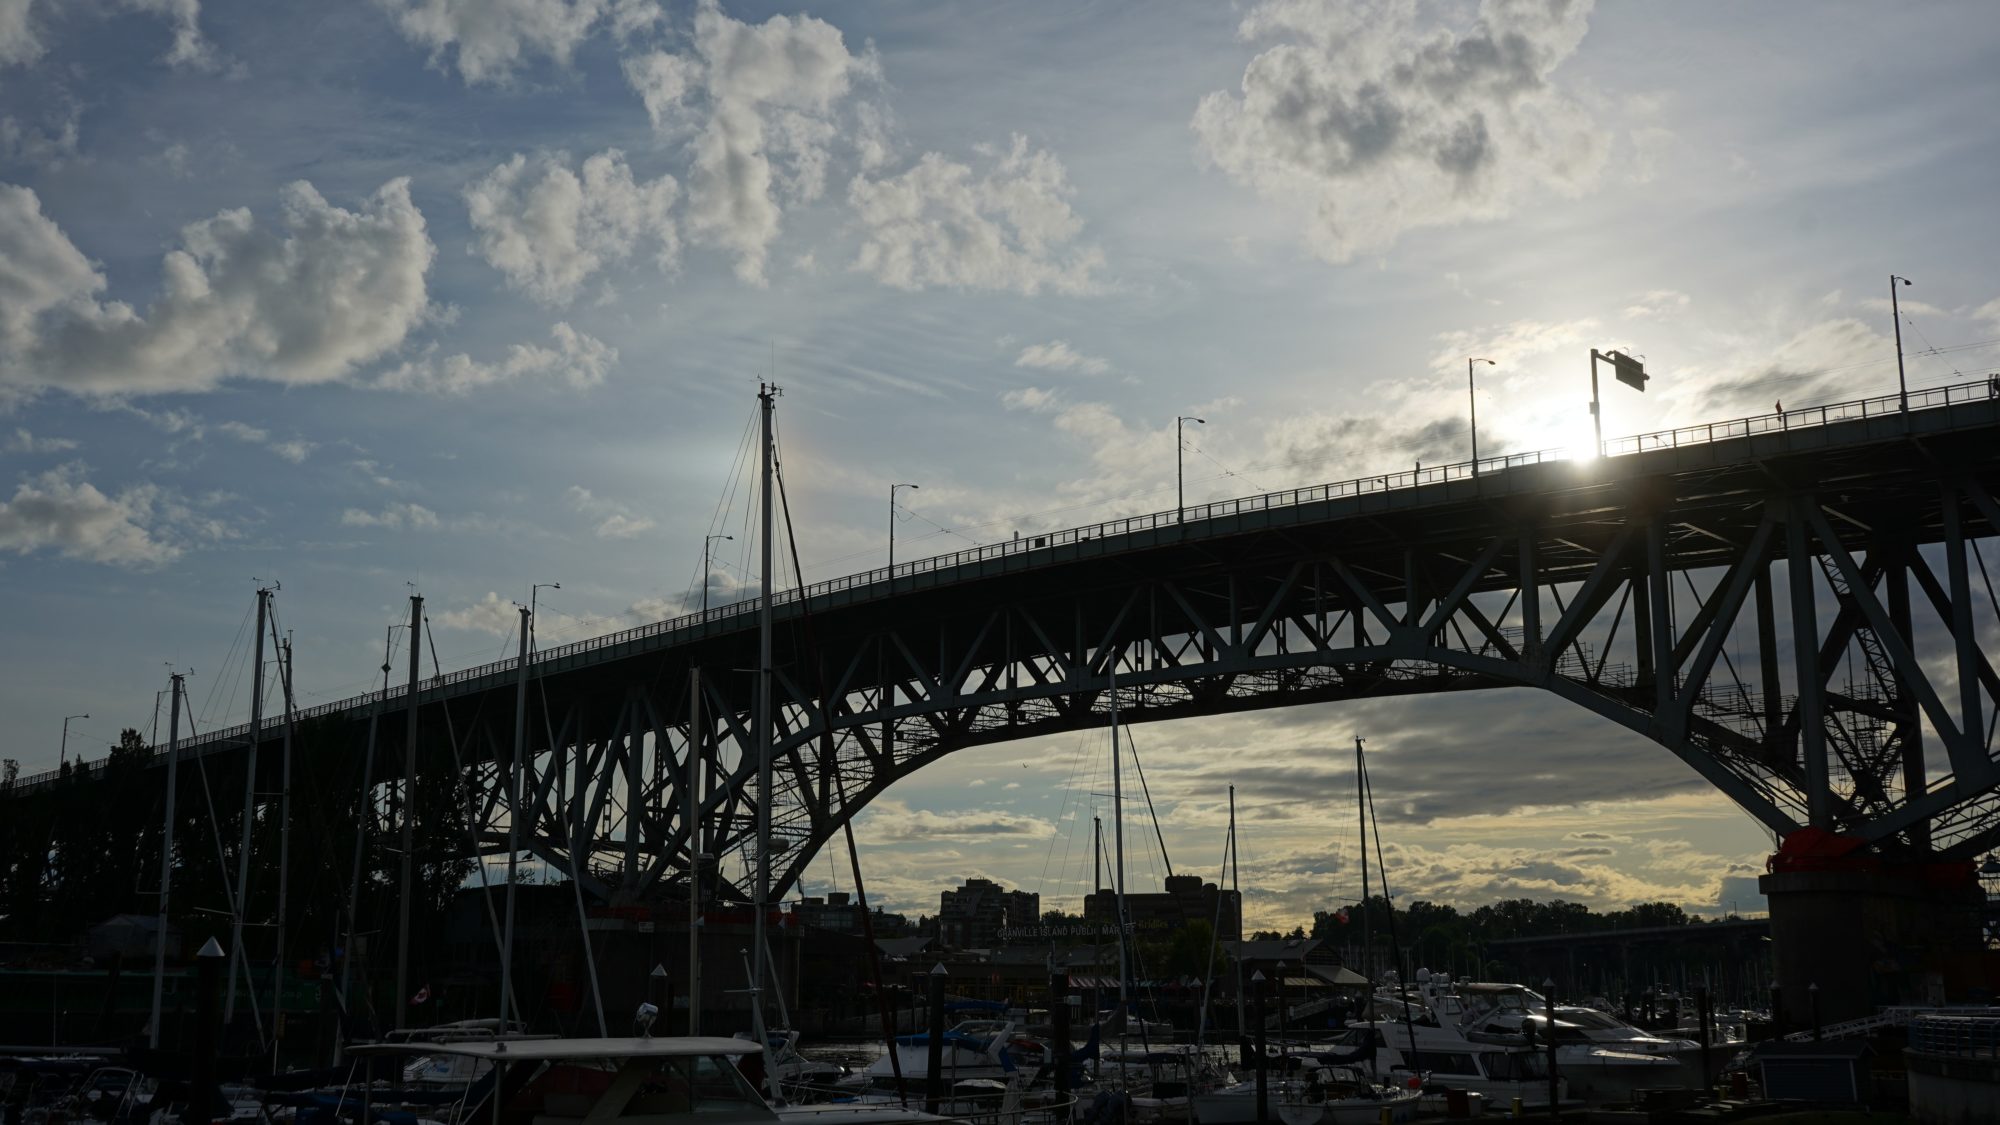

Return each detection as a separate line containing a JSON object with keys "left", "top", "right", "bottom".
{"left": 446, "top": 420, "right": 2000, "bottom": 905}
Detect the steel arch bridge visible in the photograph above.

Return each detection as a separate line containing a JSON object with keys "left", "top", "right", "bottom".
{"left": 16, "top": 381, "right": 2000, "bottom": 905}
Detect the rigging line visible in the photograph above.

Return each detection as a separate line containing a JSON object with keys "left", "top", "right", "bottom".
{"left": 196, "top": 600, "right": 256, "bottom": 726}
{"left": 1117, "top": 721, "right": 1175, "bottom": 880}
{"left": 529, "top": 663, "right": 609, "bottom": 1036}
{"left": 1362, "top": 745, "right": 1424, "bottom": 1078}
{"left": 1187, "top": 442, "right": 1269, "bottom": 493}
{"left": 1035, "top": 728, "right": 1098, "bottom": 915}
{"left": 422, "top": 613, "right": 522, "bottom": 1024}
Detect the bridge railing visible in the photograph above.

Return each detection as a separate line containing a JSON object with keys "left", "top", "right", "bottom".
{"left": 15, "top": 377, "right": 1996, "bottom": 793}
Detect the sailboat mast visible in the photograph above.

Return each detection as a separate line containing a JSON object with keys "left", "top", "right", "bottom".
{"left": 269, "top": 630, "right": 297, "bottom": 1062}
{"left": 687, "top": 666, "right": 703, "bottom": 1036}
{"left": 1357, "top": 735, "right": 1372, "bottom": 1013}
{"left": 503, "top": 603, "right": 529, "bottom": 1032}
{"left": 1230, "top": 785, "right": 1244, "bottom": 1038}
{"left": 395, "top": 593, "right": 421, "bottom": 1032}
{"left": 753, "top": 382, "right": 777, "bottom": 1013}
{"left": 148, "top": 672, "right": 183, "bottom": 1049}
{"left": 1111, "top": 668, "right": 1128, "bottom": 1018}
{"left": 335, "top": 631, "right": 391, "bottom": 1065}
{"left": 225, "top": 586, "right": 270, "bottom": 1028}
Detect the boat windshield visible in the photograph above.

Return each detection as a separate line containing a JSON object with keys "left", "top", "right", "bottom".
{"left": 1478, "top": 1051, "right": 1550, "bottom": 1081}
{"left": 1557, "top": 1010, "right": 1632, "bottom": 1031}
{"left": 499, "top": 1054, "right": 764, "bottom": 1123}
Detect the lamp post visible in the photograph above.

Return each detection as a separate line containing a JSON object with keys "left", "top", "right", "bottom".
{"left": 888, "top": 483, "right": 919, "bottom": 578}
{"left": 59, "top": 713, "right": 88, "bottom": 767}
{"left": 1176, "top": 416, "right": 1205, "bottom": 521}
{"left": 701, "top": 535, "right": 731, "bottom": 615}
{"left": 1891, "top": 274, "right": 1913, "bottom": 413}
{"left": 530, "top": 582, "right": 560, "bottom": 653}
{"left": 1466, "top": 359, "right": 1494, "bottom": 475}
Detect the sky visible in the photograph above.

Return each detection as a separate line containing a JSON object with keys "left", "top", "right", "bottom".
{"left": 4, "top": 0, "right": 2000, "bottom": 930}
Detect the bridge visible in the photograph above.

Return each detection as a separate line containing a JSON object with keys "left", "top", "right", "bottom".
{"left": 11, "top": 379, "right": 2000, "bottom": 909}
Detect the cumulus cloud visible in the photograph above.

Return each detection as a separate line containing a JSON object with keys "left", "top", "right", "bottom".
{"left": 340, "top": 501, "right": 439, "bottom": 530}
{"left": 372, "top": 323, "right": 615, "bottom": 395}
{"left": 1001, "top": 386, "right": 1060, "bottom": 413}
{"left": 465, "top": 149, "right": 678, "bottom": 305}
{"left": 1193, "top": 0, "right": 1609, "bottom": 261}
{"left": 437, "top": 590, "right": 520, "bottom": 636}
{"left": 0, "top": 0, "right": 41, "bottom": 67}
{"left": 1974, "top": 297, "right": 2000, "bottom": 334}
{"left": 1694, "top": 317, "right": 1887, "bottom": 415}
{"left": 1015, "top": 340, "right": 1109, "bottom": 376}
{"left": 1, "top": 102, "right": 81, "bottom": 170}
{"left": 624, "top": 1, "right": 876, "bottom": 283}
{"left": 374, "top": 0, "right": 656, "bottom": 85}
{"left": 0, "top": 463, "right": 178, "bottom": 566}
{"left": 0, "top": 179, "right": 435, "bottom": 397}
{"left": 123, "top": 0, "right": 226, "bottom": 72}
{"left": 214, "top": 420, "right": 314, "bottom": 462}
{"left": 849, "top": 135, "right": 1104, "bottom": 294}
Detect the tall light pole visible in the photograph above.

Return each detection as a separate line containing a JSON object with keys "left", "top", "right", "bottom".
{"left": 1176, "top": 416, "right": 1204, "bottom": 521}
{"left": 701, "top": 535, "right": 731, "bottom": 615}
{"left": 1891, "top": 274, "right": 1913, "bottom": 413}
{"left": 59, "top": 713, "right": 88, "bottom": 767}
{"left": 1588, "top": 348, "right": 1649, "bottom": 456}
{"left": 530, "top": 582, "right": 560, "bottom": 653}
{"left": 888, "top": 483, "right": 919, "bottom": 578}
{"left": 1466, "top": 359, "right": 1494, "bottom": 475}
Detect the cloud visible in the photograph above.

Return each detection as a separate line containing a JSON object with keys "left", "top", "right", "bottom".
{"left": 122, "top": 0, "right": 226, "bottom": 72}
{"left": 465, "top": 149, "right": 678, "bottom": 305}
{"left": 1015, "top": 340, "right": 1109, "bottom": 376}
{"left": 0, "top": 463, "right": 179, "bottom": 566}
{"left": 4, "top": 427, "right": 75, "bottom": 453}
{"left": 437, "top": 590, "right": 520, "bottom": 636}
{"left": 624, "top": 1, "right": 876, "bottom": 283}
{"left": 372, "top": 323, "right": 615, "bottom": 395}
{"left": 1693, "top": 317, "right": 1886, "bottom": 414}
{"left": 214, "top": 420, "right": 314, "bottom": 462}
{"left": 0, "top": 0, "right": 41, "bottom": 67}
{"left": 1, "top": 102, "right": 81, "bottom": 170}
{"left": 564, "top": 484, "right": 655, "bottom": 539}
{"left": 0, "top": 179, "right": 435, "bottom": 397}
{"left": 1623, "top": 290, "right": 1690, "bottom": 320}
{"left": 858, "top": 798, "right": 1054, "bottom": 844}
{"left": 849, "top": 135, "right": 1105, "bottom": 294}
{"left": 339, "top": 501, "right": 439, "bottom": 530}
{"left": 1974, "top": 298, "right": 2000, "bottom": 334}
{"left": 1193, "top": 0, "right": 1609, "bottom": 261}
{"left": 373, "top": 0, "right": 656, "bottom": 85}
{"left": 1001, "top": 386, "right": 1060, "bottom": 413}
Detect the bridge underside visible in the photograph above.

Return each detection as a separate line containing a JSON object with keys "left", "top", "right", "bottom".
{"left": 20, "top": 401, "right": 2000, "bottom": 908}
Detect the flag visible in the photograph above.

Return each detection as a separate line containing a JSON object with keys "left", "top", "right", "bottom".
{"left": 411, "top": 984, "right": 430, "bottom": 1005}
{"left": 1336, "top": 907, "right": 1350, "bottom": 924}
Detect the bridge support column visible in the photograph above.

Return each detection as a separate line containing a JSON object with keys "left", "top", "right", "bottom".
{"left": 1760, "top": 861, "right": 1984, "bottom": 1026}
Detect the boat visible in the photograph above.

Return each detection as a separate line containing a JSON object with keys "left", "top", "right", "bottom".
{"left": 349, "top": 1035, "right": 949, "bottom": 1125}
{"left": 835, "top": 1014, "right": 1035, "bottom": 1101}
{"left": 1191, "top": 1054, "right": 1418, "bottom": 1125}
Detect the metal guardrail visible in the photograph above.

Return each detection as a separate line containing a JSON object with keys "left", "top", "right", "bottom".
{"left": 1908, "top": 1010, "right": 2000, "bottom": 1057}
{"left": 11, "top": 377, "right": 1998, "bottom": 794}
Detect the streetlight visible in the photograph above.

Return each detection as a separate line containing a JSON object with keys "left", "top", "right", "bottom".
{"left": 530, "top": 582, "right": 560, "bottom": 653}
{"left": 1891, "top": 274, "right": 1913, "bottom": 412}
{"left": 59, "top": 713, "right": 88, "bottom": 767}
{"left": 1465, "top": 359, "right": 1494, "bottom": 475}
{"left": 888, "top": 483, "right": 919, "bottom": 578}
{"left": 701, "top": 535, "right": 732, "bottom": 615}
{"left": 1176, "top": 416, "right": 1205, "bottom": 522}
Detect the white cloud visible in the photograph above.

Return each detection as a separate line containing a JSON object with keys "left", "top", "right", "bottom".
{"left": 214, "top": 419, "right": 314, "bottom": 462}
{"left": 849, "top": 135, "right": 1104, "bottom": 294}
{"left": 437, "top": 590, "right": 521, "bottom": 636}
{"left": 1015, "top": 340, "right": 1109, "bottom": 376}
{"left": 624, "top": 0, "right": 876, "bottom": 283}
{"left": 465, "top": 149, "right": 678, "bottom": 305}
{"left": 373, "top": 0, "right": 654, "bottom": 85}
{"left": 564, "top": 484, "right": 655, "bottom": 539}
{"left": 1193, "top": 0, "right": 1609, "bottom": 262}
{"left": 1, "top": 103, "right": 80, "bottom": 170}
{"left": 373, "top": 323, "right": 615, "bottom": 395}
{"left": 0, "top": 0, "right": 41, "bottom": 67}
{"left": 122, "top": 0, "right": 225, "bottom": 72}
{"left": 1000, "top": 386, "right": 1059, "bottom": 413}
{"left": 1976, "top": 297, "right": 2000, "bottom": 334}
{"left": 0, "top": 179, "right": 436, "bottom": 396}
{"left": 1623, "top": 290, "right": 1691, "bottom": 320}
{"left": 858, "top": 798, "right": 1054, "bottom": 844}
{"left": 4, "top": 427, "right": 75, "bottom": 454}
{"left": 339, "top": 501, "right": 439, "bottom": 530}
{"left": 0, "top": 463, "right": 178, "bottom": 566}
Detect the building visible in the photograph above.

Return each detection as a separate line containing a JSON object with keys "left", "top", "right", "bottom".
{"left": 938, "top": 879, "right": 1039, "bottom": 948}
{"left": 797, "top": 891, "right": 910, "bottom": 937}
{"left": 1083, "top": 874, "right": 1242, "bottom": 943}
